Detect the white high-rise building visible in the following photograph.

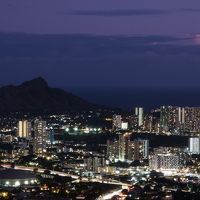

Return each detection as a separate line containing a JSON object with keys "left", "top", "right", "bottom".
{"left": 178, "top": 107, "right": 185, "bottom": 124}
{"left": 17, "top": 120, "right": 31, "bottom": 138}
{"left": 189, "top": 137, "right": 200, "bottom": 154}
{"left": 118, "top": 133, "right": 131, "bottom": 161}
{"left": 33, "top": 119, "right": 47, "bottom": 156}
{"left": 135, "top": 107, "right": 144, "bottom": 127}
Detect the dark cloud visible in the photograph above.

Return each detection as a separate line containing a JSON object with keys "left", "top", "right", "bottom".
{"left": 182, "top": 8, "right": 200, "bottom": 12}
{"left": 0, "top": 33, "right": 199, "bottom": 88}
{"left": 66, "top": 9, "right": 169, "bottom": 17}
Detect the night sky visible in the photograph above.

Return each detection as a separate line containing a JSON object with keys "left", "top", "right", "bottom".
{"left": 0, "top": 0, "right": 200, "bottom": 90}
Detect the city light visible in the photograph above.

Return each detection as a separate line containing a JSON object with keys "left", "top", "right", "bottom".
{"left": 15, "top": 181, "right": 20, "bottom": 187}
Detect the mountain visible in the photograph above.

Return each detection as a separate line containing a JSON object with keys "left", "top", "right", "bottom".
{"left": 0, "top": 77, "right": 100, "bottom": 113}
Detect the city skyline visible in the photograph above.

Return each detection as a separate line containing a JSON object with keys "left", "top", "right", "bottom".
{"left": 1, "top": 2, "right": 200, "bottom": 199}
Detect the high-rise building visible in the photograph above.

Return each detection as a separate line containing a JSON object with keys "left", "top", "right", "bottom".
{"left": 134, "top": 139, "right": 149, "bottom": 161}
{"left": 159, "top": 106, "right": 200, "bottom": 135}
{"left": 106, "top": 139, "right": 119, "bottom": 161}
{"left": 33, "top": 119, "right": 47, "bottom": 156}
{"left": 107, "top": 133, "right": 133, "bottom": 162}
{"left": 178, "top": 107, "right": 185, "bottom": 124}
{"left": 48, "top": 128, "right": 55, "bottom": 146}
{"left": 149, "top": 154, "right": 182, "bottom": 170}
{"left": 144, "top": 115, "right": 153, "bottom": 132}
{"left": 112, "top": 115, "right": 122, "bottom": 130}
{"left": 17, "top": 120, "right": 31, "bottom": 138}
{"left": 107, "top": 135, "right": 149, "bottom": 162}
{"left": 160, "top": 106, "right": 176, "bottom": 133}
{"left": 84, "top": 155, "right": 105, "bottom": 172}
{"left": 135, "top": 107, "right": 144, "bottom": 127}
{"left": 118, "top": 134, "right": 126, "bottom": 161}
{"left": 189, "top": 137, "right": 200, "bottom": 154}
{"left": 184, "top": 107, "right": 200, "bottom": 134}
{"left": 118, "top": 133, "right": 132, "bottom": 161}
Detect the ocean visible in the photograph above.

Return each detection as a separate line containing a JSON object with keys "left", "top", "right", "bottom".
{"left": 64, "top": 87, "right": 200, "bottom": 111}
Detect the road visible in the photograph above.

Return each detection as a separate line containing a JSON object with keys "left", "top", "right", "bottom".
{"left": 1, "top": 164, "right": 130, "bottom": 187}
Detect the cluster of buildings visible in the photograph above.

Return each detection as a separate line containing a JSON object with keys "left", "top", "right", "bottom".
{"left": 149, "top": 137, "right": 200, "bottom": 172}
{"left": 159, "top": 106, "right": 200, "bottom": 134}
{"left": 2, "top": 110, "right": 200, "bottom": 174}
{"left": 111, "top": 110, "right": 200, "bottom": 173}
{"left": 107, "top": 133, "right": 149, "bottom": 162}
{"left": 2, "top": 106, "right": 200, "bottom": 200}
{"left": 17, "top": 119, "right": 48, "bottom": 156}
{"left": 148, "top": 145, "right": 184, "bottom": 171}
{"left": 113, "top": 106, "right": 200, "bottom": 135}
{"left": 0, "top": 119, "right": 51, "bottom": 162}
{"left": 113, "top": 107, "right": 144, "bottom": 131}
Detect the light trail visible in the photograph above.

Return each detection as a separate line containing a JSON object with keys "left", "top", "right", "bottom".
{"left": 1, "top": 164, "right": 130, "bottom": 186}
{"left": 101, "top": 189, "right": 122, "bottom": 200}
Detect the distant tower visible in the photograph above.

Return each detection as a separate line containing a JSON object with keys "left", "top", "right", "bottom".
{"left": 178, "top": 107, "right": 185, "bottom": 124}
{"left": 135, "top": 107, "right": 144, "bottom": 127}
{"left": 33, "top": 119, "right": 47, "bottom": 156}
{"left": 189, "top": 137, "right": 200, "bottom": 154}
{"left": 17, "top": 120, "right": 31, "bottom": 138}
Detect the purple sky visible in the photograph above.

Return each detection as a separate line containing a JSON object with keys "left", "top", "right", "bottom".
{"left": 1, "top": 1, "right": 200, "bottom": 91}
{"left": 0, "top": 0, "right": 200, "bottom": 35}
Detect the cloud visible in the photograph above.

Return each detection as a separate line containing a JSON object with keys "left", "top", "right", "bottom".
{"left": 0, "top": 32, "right": 200, "bottom": 88}
{"left": 66, "top": 9, "right": 169, "bottom": 17}
{"left": 182, "top": 8, "right": 200, "bottom": 12}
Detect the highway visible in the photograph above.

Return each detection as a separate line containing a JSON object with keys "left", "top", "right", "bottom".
{"left": 1, "top": 164, "right": 130, "bottom": 187}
